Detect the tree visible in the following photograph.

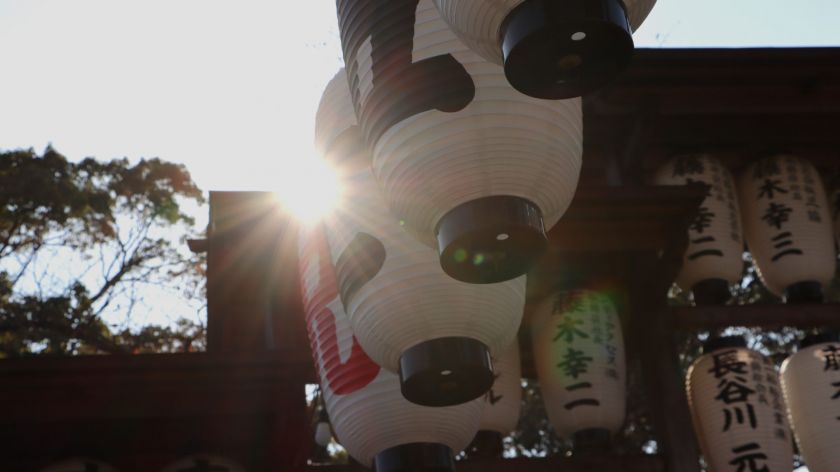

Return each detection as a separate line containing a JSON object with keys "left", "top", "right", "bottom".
{"left": 0, "top": 146, "right": 207, "bottom": 357}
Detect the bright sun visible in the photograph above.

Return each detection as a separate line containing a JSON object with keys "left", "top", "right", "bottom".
{"left": 274, "top": 155, "right": 342, "bottom": 225}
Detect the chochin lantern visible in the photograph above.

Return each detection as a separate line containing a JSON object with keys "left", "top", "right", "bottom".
{"left": 316, "top": 70, "right": 526, "bottom": 406}
{"left": 531, "top": 289, "right": 626, "bottom": 452}
{"left": 336, "top": 0, "right": 583, "bottom": 284}
{"left": 469, "top": 341, "right": 523, "bottom": 457}
{"left": 686, "top": 336, "right": 793, "bottom": 472}
{"left": 653, "top": 154, "right": 744, "bottom": 305}
{"left": 298, "top": 223, "right": 481, "bottom": 470}
{"left": 738, "top": 154, "right": 836, "bottom": 303}
{"left": 433, "top": 0, "right": 657, "bottom": 99}
{"left": 781, "top": 332, "right": 840, "bottom": 472}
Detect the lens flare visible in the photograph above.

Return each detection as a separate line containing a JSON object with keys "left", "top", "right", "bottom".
{"left": 274, "top": 155, "right": 342, "bottom": 225}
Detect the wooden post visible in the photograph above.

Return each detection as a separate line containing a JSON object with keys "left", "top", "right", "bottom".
{"left": 627, "top": 212, "right": 702, "bottom": 472}
{"left": 205, "top": 191, "right": 307, "bottom": 355}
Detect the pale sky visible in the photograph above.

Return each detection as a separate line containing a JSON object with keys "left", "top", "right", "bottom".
{"left": 2, "top": 0, "right": 839, "bottom": 204}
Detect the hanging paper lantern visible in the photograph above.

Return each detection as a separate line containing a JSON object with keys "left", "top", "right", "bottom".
{"left": 316, "top": 69, "right": 526, "bottom": 406}
{"left": 336, "top": 0, "right": 583, "bottom": 284}
{"left": 433, "top": 0, "right": 657, "bottom": 99}
{"left": 298, "top": 223, "right": 481, "bottom": 470}
{"left": 41, "top": 460, "right": 117, "bottom": 472}
{"left": 653, "top": 154, "right": 744, "bottom": 305}
{"left": 738, "top": 154, "right": 836, "bottom": 302}
{"left": 780, "top": 332, "right": 840, "bottom": 472}
{"left": 686, "top": 336, "right": 793, "bottom": 472}
{"left": 468, "top": 340, "right": 523, "bottom": 457}
{"left": 161, "top": 455, "right": 245, "bottom": 472}
{"left": 531, "top": 289, "right": 626, "bottom": 452}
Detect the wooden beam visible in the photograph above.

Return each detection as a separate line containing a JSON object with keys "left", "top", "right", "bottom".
{"left": 0, "top": 352, "right": 314, "bottom": 470}
{"left": 671, "top": 303, "right": 840, "bottom": 330}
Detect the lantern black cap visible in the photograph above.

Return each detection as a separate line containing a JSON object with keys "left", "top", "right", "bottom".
{"left": 500, "top": 0, "right": 633, "bottom": 99}
{"left": 691, "top": 278, "right": 731, "bottom": 306}
{"left": 572, "top": 428, "right": 612, "bottom": 455}
{"left": 399, "top": 337, "right": 494, "bottom": 407}
{"left": 800, "top": 331, "right": 840, "bottom": 349}
{"left": 702, "top": 335, "right": 747, "bottom": 354}
{"left": 784, "top": 281, "right": 824, "bottom": 304}
{"left": 466, "top": 431, "right": 505, "bottom": 459}
{"left": 436, "top": 196, "right": 547, "bottom": 284}
{"left": 374, "top": 443, "right": 454, "bottom": 472}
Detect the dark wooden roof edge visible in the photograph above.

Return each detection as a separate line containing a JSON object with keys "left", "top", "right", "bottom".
{"left": 672, "top": 302, "right": 840, "bottom": 330}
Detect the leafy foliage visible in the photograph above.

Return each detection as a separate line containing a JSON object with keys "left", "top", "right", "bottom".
{"left": 0, "top": 147, "right": 206, "bottom": 357}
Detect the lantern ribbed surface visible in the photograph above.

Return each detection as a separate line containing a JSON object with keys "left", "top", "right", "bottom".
{"left": 298, "top": 224, "right": 481, "bottom": 467}
{"left": 531, "top": 290, "right": 626, "bottom": 444}
{"left": 336, "top": 0, "right": 582, "bottom": 283}
{"left": 686, "top": 342, "right": 793, "bottom": 472}
{"left": 373, "top": 0, "right": 581, "bottom": 243}
{"left": 781, "top": 340, "right": 840, "bottom": 472}
{"left": 738, "top": 155, "right": 836, "bottom": 300}
{"left": 653, "top": 155, "right": 743, "bottom": 303}
{"left": 316, "top": 69, "right": 526, "bottom": 385}
{"left": 479, "top": 340, "right": 523, "bottom": 435}
{"left": 432, "top": 0, "right": 656, "bottom": 66}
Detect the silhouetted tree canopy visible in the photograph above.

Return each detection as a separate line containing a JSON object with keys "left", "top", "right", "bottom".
{"left": 0, "top": 147, "right": 206, "bottom": 357}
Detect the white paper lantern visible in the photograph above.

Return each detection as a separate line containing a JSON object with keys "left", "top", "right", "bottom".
{"left": 686, "top": 336, "right": 793, "bottom": 472}
{"left": 336, "top": 0, "right": 583, "bottom": 284}
{"left": 479, "top": 340, "right": 523, "bottom": 435}
{"left": 41, "top": 460, "right": 117, "bottom": 472}
{"left": 468, "top": 340, "right": 523, "bottom": 456}
{"left": 781, "top": 333, "right": 840, "bottom": 472}
{"left": 738, "top": 154, "right": 836, "bottom": 302}
{"left": 161, "top": 455, "right": 245, "bottom": 472}
{"left": 433, "top": 0, "right": 657, "bottom": 98}
{"left": 653, "top": 154, "right": 744, "bottom": 305}
{"left": 298, "top": 223, "right": 481, "bottom": 470}
{"left": 531, "top": 289, "right": 626, "bottom": 452}
{"left": 316, "top": 69, "right": 526, "bottom": 406}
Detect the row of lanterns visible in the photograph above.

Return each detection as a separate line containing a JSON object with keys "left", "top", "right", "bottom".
{"left": 301, "top": 67, "right": 634, "bottom": 469}
{"left": 687, "top": 333, "right": 840, "bottom": 472}
{"left": 654, "top": 153, "right": 837, "bottom": 305}
{"left": 299, "top": 229, "right": 631, "bottom": 470}
{"left": 332, "top": 0, "right": 657, "bottom": 286}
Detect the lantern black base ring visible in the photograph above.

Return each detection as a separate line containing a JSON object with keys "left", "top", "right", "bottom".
{"left": 572, "top": 428, "right": 612, "bottom": 454}
{"left": 374, "top": 443, "right": 454, "bottom": 472}
{"left": 436, "top": 196, "right": 547, "bottom": 284}
{"left": 399, "top": 337, "right": 494, "bottom": 407}
{"left": 784, "top": 280, "right": 823, "bottom": 304}
{"left": 691, "top": 278, "right": 731, "bottom": 306}
{"left": 500, "top": 0, "right": 633, "bottom": 99}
